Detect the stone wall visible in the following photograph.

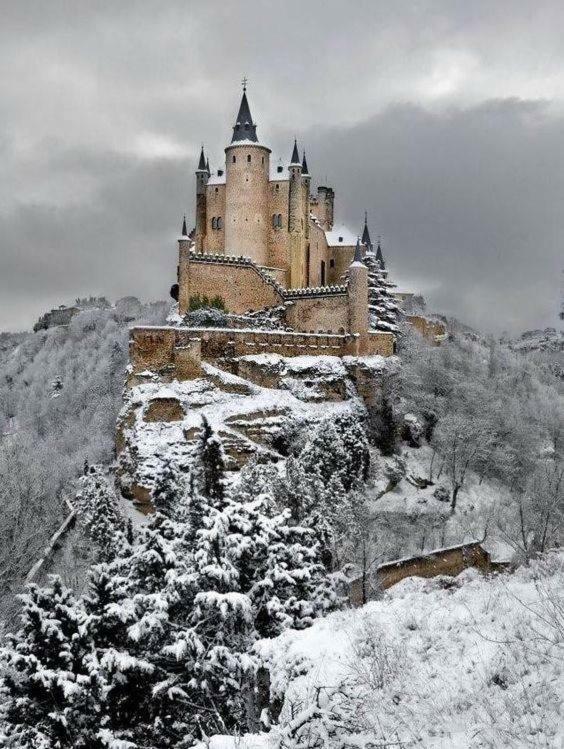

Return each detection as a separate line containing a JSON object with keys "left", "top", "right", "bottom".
{"left": 129, "top": 325, "right": 395, "bottom": 382}
{"left": 178, "top": 252, "right": 284, "bottom": 316}
{"left": 349, "top": 542, "right": 491, "bottom": 606}
{"left": 407, "top": 315, "right": 447, "bottom": 344}
{"left": 284, "top": 290, "right": 349, "bottom": 334}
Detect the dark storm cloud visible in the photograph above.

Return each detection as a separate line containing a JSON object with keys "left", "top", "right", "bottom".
{"left": 1, "top": 0, "right": 563, "bottom": 332}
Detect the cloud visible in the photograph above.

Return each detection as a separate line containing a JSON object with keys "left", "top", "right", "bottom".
{"left": 1, "top": 0, "right": 563, "bottom": 333}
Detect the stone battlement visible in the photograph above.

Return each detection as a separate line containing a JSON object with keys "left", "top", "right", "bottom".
{"left": 129, "top": 325, "right": 395, "bottom": 383}
{"left": 283, "top": 284, "right": 347, "bottom": 299}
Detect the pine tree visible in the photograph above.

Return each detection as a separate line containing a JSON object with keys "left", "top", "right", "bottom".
{"left": 0, "top": 578, "right": 102, "bottom": 748}
{"left": 197, "top": 416, "right": 226, "bottom": 505}
{"left": 151, "top": 456, "right": 183, "bottom": 519}
{"left": 364, "top": 245, "right": 402, "bottom": 333}
{"left": 74, "top": 465, "right": 126, "bottom": 562}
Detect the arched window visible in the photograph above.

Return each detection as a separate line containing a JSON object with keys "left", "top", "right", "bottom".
{"left": 247, "top": 154, "right": 251, "bottom": 163}
{"left": 275, "top": 184, "right": 279, "bottom": 191}
{"left": 232, "top": 155, "right": 236, "bottom": 163}
{"left": 215, "top": 187, "right": 218, "bottom": 193}
{"left": 320, "top": 260, "right": 326, "bottom": 286}
{"left": 211, "top": 217, "right": 217, "bottom": 230}
{"left": 261, "top": 156, "right": 264, "bottom": 165}
{"left": 272, "top": 214, "right": 277, "bottom": 228}
{"left": 217, "top": 217, "right": 222, "bottom": 229}
{"left": 277, "top": 214, "right": 282, "bottom": 228}
{"left": 330, "top": 258, "right": 335, "bottom": 268}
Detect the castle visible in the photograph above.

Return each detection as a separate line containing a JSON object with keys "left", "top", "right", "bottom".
{"left": 188, "top": 83, "right": 361, "bottom": 290}
{"left": 130, "top": 85, "right": 404, "bottom": 382}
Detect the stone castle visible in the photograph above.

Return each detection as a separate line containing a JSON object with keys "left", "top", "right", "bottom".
{"left": 129, "top": 85, "right": 422, "bottom": 380}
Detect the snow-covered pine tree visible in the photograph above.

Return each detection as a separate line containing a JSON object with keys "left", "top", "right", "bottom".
{"left": 74, "top": 465, "right": 126, "bottom": 562}
{"left": 197, "top": 416, "right": 226, "bottom": 504}
{"left": 151, "top": 456, "right": 183, "bottom": 519}
{"left": 364, "top": 246, "right": 402, "bottom": 333}
{"left": 0, "top": 578, "right": 102, "bottom": 748}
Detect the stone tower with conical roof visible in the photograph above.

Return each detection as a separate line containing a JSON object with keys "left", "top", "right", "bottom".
{"left": 223, "top": 82, "right": 271, "bottom": 265}
{"left": 194, "top": 145, "right": 208, "bottom": 252}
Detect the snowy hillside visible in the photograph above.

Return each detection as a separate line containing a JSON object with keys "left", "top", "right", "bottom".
{"left": 231, "top": 552, "right": 564, "bottom": 749}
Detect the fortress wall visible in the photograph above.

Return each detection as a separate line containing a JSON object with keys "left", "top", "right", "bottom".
{"left": 407, "top": 315, "right": 447, "bottom": 344}
{"left": 349, "top": 543, "right": 492, "bottom": 605}
{"left": 180, "top": 256, "right": 284, "bottom": 315}
{"left": 329, "top": 245, "right": 355, "bottom": 285}
{"left": 130, "top": 326, "right": 395, "bottom": 381}
{"left": 204, "top": 183, "right": 226, "bottom": 253}
{"left": 284, "top": 293, "right": 349, "bottom": 334}
{"left": 308, "top": 222, "right": 329, "bottom": 287}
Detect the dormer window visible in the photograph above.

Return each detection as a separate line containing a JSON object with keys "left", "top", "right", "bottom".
{"left": 217, "top": 169, "right": 223, "bottom": 176}
{"left": 277, "top": 165, "right": 283, "bottom": 173}
{"left": 338, "top": 236, "right": 343, "bottom": 242}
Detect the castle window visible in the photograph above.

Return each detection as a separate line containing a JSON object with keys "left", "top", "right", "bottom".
{"left": 272, "top": 214, "right": 277, "bottom": 228}
{"left": 277, "top": 214, "right": 282, "bottom": 228}
{"left": 215, "top": 187, "right": 218, "bottom": 193}
{"left": 232, "top": 155, "right": 236, "bottom": 163}
{"left": 247, "top": 154, "right": 251, "bottom": 163}
{"left": 338, "top": 236, "right": 343, "bottom": 242}
{"left": 275, "top": 184, "right": 279, "bottom": 191}
{"left": 217, "top": 217, "right": 222, "bottom": 229}
{"left": 277, "top": 166, "right": 283, "bottom": 173}
{"left": 320, "top": 260, "right": 326, "bottom": 286}
{"left": 262, "top": 156, "right": 264, "bottom": 165}
{"left": 330, "top": 258, "right": 335, "bottom": 268}
{"left": 211, "top": 217, "right": 217, "bottom": 230}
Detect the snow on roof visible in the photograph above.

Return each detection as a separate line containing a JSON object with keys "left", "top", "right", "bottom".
{"left": 325, "top": 225, "right": 358, "bottom": 247}
{"left": 226, "top": 138, "right": 269, "bottom": 148}
{"left": 269, "top": 159, "right": 290, "bottom": 182}
{"left": 207, "top": 173, "right": 226, "bottom": 186}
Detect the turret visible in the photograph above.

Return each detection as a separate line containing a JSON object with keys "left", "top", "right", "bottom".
{"left": 195, "top": 145, "right": 208, "bottom": 252}
{"left": 224, "top": 83, "right": 271, "bottom": 264}
{"left": 315, "top": 185, "right": 334, "bottom": 230}
{"left": 348, "top": 238, "right": 369, "bottom": 336}
{"left": 287, "top": 139, "right": 304, "bottom": 286}
{"left": 375, "top": 236, "right": 386, "bottom": 270}
{"left": 301, "top": 151, "right": 311, "bottom": 243}
{"left": 178, "top": 215, "right": 192, "bottom": 314}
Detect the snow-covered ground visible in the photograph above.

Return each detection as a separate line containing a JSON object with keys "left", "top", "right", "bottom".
{"left": 212, "top": 552, "right": 564, "bottom": 748}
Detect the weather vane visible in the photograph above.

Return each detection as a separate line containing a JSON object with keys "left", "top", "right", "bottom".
{"left": 242, "top": 76, "right": 248, "bottom": 91}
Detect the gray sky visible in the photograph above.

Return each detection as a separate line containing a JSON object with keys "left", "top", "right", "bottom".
{"left": 1, "top": 0, "right": 563, "bottom": 334}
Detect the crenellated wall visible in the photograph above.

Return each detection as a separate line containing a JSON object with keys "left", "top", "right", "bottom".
{"left": 129, "top": 325, "right": 395, "bottom": 383}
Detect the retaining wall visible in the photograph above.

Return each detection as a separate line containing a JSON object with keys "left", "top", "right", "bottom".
{"left": 129, "top": 326, "right": 394, "bottom": 381}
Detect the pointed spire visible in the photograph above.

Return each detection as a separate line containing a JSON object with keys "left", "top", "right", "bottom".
{"left": 197, "top": 145, "right": 206, "bottom": 171}
{"left": 376, "top": 236, "right": 386, "bottom": 269}
{"left": 205, "top": 157, "right": 210, "bottom": 176}
{"left": 361, "top": 211, "right": 373, "bottom": 251}
{"left": 353, "top": 236, "right": 364, "bottom": 263}
{"left": 181, "top": 214, "right": 188, "bottom": 237}
{"left": 231, "top": 81, "right": 258, "bottom": 143}
{"left": 290, "top": 138, "right": 300, "bottom": 166}
{"left": 301, "top": 150, "right": 309, "bottom": 175}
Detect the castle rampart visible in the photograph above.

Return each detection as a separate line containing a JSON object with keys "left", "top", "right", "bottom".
{"left": 129, "top": 325, "right": 395, "bottom": 383}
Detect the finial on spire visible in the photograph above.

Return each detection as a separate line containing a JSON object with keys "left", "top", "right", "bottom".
{"left": 181, "top": 214, "right": 188, "bottom": 237}
{"left": 290, "top": 138, "right": 300, "bottom": 165}
{"left": 242, "top": 75, "right": 248, "bottom": 91}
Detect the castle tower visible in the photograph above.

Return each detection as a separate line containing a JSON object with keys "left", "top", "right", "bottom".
{"left": 224, "top": 83, "right": 271, "bottom": 265}
{"left": 301, "top": 151, "right": 311, "bottom": 285}
{"left": 195, "top": 146, "right": 208, "bottom": 253}
{"left": 288, "top": 139, "right": 304, "bottom": 287}
{"left": 178, "top": 216, "right": 192, "bottom": 314}
{"left": 348, "top": 238, "right": 369, "bottom": 336}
